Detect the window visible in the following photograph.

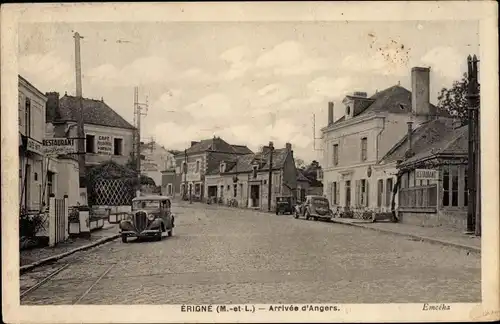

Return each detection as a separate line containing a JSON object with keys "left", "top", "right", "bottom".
{"left": 220, "top": 163, "right": 225, "bottom": 173}
{"left": 451, "top": 166, "right": 459, "bottom": 206}
{"left": 227, "top": 185, "right": 230, "bottom": 190}
{"left": 345, "top": 181, "right": 351, "bottom": 206}
{"left": 385, "top": 178, "right": 393, "bottom": 207}
{"left": 113, "top": 138, "right": 123, "bottom": 155}
{"left": 377, "top": 179, "right": 384, "bottom": 207}
{"left": 86, "top": 135, "right": 95, "bottom": 153}
{"left": 196, "top": 160, "right": 200, "bottom": 173}
{"left": 464, "top": 168, "right": 468, "bottom": 207}
{"left": 332, "top": 182, "right": 337, "bottom": 204}
{"left": 361, "top": 137, "right": 367, "bottom": 161}
{"left": 233, "top": 184, "right": 237, "bottom": 197}
{"left": 252, "top": 165, "right": 258, "bottom": 178}
{"left": 359, "top": 179, "right": 368, "bottom": 206}
{"left": 167, "top": 184, "right": 172, "bottom": 195}
{"left": 25, "top": 98, "right": 31, "bottom": 136}
{"left": 442, "top": 166, "right": 450, "bottom": 206}
{"left": 332, "top": 144, "right": 339, "bottom": 166}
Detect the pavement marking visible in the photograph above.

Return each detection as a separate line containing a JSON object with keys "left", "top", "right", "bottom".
{"left": 73, "top": 263, "right": 116, "bottom": 305}
{"left": 20, "top": 263, "right": 71, "bottom": 300}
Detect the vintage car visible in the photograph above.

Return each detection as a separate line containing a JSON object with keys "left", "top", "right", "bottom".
{"left": 119, "top": 195, "right": 175, "bottom": 243}
{"left": 275, "top": 196, "right": 294, "bottom": 215}
{"left": 294, "top": 195, "right": 334, "bottom": 221}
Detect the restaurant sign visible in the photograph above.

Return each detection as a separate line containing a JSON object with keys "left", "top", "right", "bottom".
{"left": 43, "top": 138, "right": 77, "bottom": 155}
{"left": 96, "top": 135, "right": 113, "bottom": 155}
{"left": 26, "top": 137, "right": 43, "bottom": 155}
{"left": 415, "top": 169, "right": 438, "bottom": 181}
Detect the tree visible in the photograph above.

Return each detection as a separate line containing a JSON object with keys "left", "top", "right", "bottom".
{"left": 295, "top": 158, "right": 306, "bottom": 170}
{"left": 437, "top": 73, "right": 480, "bottom": 126}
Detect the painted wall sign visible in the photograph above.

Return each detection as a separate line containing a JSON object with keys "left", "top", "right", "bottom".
{"left": 96, "top": 135, "right": 113, "bottom": 155}
{"left": 43, "top": 138, "right": 76, "bottom": 155}
{"left": 415, "top": 169, "right": 438, "bottom": 180}
{"left": 26, "top": 137, "right": 43, "bottom": 155}
{"left": 185, "top": 162, "right": 201, "bottom": 182}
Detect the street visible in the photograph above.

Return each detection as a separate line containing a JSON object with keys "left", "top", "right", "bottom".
{"left": 21, "top": 201, "right": 480, "bottom": 305}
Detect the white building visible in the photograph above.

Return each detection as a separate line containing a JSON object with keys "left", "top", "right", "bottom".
{"left": 19, "top": 75, "right": 47, "bottom": 212}
{"left": 320, "top": 67, "right": 452, "bottom": 213}
{"left": 140, "top": 141, "right": 175, "bottom": 186}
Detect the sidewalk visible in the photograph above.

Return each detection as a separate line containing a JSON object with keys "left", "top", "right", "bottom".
{"left": 20, "top": 221, "right": 120, "bottom": 272}
{"left": 331, "top": 218, "right": 481, "bottom": 253}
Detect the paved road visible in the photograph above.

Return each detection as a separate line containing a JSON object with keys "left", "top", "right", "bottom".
{"left": 21, "top": 202, "right": 480, "bottom": 305}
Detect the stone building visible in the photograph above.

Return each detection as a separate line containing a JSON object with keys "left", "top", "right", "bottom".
{"left": 45, "top": 92, "right": 136, "bottom": 168}
{"left": 140, "top": 140, "right": 175, "bottom": 187}
{"left": 204, "top": 143, "right": 297, "bottom": 211}
{"left": 162, "top": 137, "right": 252, "bottom": 200}
{"left": 320, "top": 67, "right": 452, "bottom": 214}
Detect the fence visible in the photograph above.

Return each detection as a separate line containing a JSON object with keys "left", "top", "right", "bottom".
{"left": 399, "top": 185, "right": 438, "bottom": 209}
{"left": 48, "top": 195, "right": 69, "bottom": 247}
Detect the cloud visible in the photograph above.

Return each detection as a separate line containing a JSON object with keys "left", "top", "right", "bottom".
{"left": 255, "top": 41, "right": 329, "bottom": 77}
{"left": 87, "top": 56, "right": 173, "bottom": 87}
{"left": 253, "top": 83, "right": 291, "bottom": 108}
{"left": 183, "top": 93, "right": 233, "bottom": 119}
{"left": 308, "top": 76, "right": 353, "bottom": 98}
{"left": 420, "top": 46, "right": 465, "bottom": 81}
{"left": 19, "top": 51, "right": 74, "bottom": 92}
{"left": 218, "top": 46, "right": 253, "bottom": 80}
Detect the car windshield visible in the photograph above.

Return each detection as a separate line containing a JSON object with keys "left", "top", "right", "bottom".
{"left": 133, "top": 200, "right": 160, "bottom": 209}
{"left": 312, "top": 198, "right": 329, "bottom": 206}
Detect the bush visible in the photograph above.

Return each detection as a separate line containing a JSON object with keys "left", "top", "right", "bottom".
{"left": 19, "top": 212, "right": 46, "bottom": 239}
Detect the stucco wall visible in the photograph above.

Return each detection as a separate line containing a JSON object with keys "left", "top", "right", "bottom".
{"left": 84, "top": 124, "right": 134, "bottom": 166}
{"left": 19, "top": 78, "right": 46, "bottom": 141}
{"left": 55, "top": 157, "right": 80, "bottom": 207}
{"left": 399, "top": 209, "right": 467, "bottom": 230}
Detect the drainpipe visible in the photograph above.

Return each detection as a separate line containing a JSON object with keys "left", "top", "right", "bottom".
{"left": 407, "top": 121, "right": 413, "bottom": 154}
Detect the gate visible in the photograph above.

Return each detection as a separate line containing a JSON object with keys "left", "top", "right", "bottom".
{"left": 48, "top": 195, "right": 68, "bottom": 247}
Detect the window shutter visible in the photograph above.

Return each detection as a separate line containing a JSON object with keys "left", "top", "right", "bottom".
{"left": 365, "top": 181, "right": 369, "bottom": 207}
{"left": 355, "top": 180, "right": 360, "bottom": 206}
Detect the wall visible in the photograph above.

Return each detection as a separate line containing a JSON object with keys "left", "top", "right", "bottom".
{"left": 281, "top": 152, "right": 298, "bottom": 197}
{"left": 55, "top": 157, "right": 80, "bottom": 207}
{"left": 19, "top": 78, "right": 46, "bottom": 141}
{"left": 84, "top": 123, "right": 134, "bottom": 166}
{"left": 161, "top": 170, "right": 178, "bottom": 197}
{"left": 174, "top": 152, "right": 205, "bottom": 196}
{"left": 399, "top": 210, "right": 467, "bottom": 230}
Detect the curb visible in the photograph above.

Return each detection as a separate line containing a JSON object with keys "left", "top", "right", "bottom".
{"left": 20, "top": 234, "right": 120, "bottom": 275}
{"left": 330, "top": 219, "right": 481, "bottom": 254}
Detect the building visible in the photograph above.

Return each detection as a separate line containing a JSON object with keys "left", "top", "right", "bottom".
{"left": 320, "top": 67, "right": 452, "bottom": 214}
{"left": 204, "top": 143, "right": 297, "bottom": 211}
{"left": 380, "top": 119, "right": 469, "bottom": 229}
{"left": 140, "top": 140, "right": 175, "bottom": 187}
{"left": 45, "top": 92, "right": 136, "bottom": 168}
{"left": 162, "top": 136, "right": 253, "bottom": 200}
{"left": 19, "top": 76, "right": 48, "bottom": 212}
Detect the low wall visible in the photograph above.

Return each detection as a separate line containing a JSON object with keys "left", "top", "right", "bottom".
{"left": 399, "top": 209, "right": 467, "bottom": 230}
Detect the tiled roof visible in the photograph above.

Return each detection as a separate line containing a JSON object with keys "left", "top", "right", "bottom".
{"left": 232, "top": 145, "right": 254, "bottom": 154}
{"left": 50, "top": 95, "right": 135, "bottom": 129}
{"left": 297, "top": 170, "right": 311, "bottom": 183}
{"left": 380, "top": 118, "right": 466, "bottom": 165}
{"left": 207, "top": 148, "right": 290, "bottom": 175}
{"left": 333, "top": 85, "right": 450, "bottom": 125}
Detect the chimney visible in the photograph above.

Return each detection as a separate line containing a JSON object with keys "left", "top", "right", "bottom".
{"left": 411, "top": 67, "right": 431, "bottom": 117}
{"left": 45, "top": 92, "right": 60, "bottom": 121}
{"left": 406, "top": 121, "right": 413, "bottom": 154}
{"left": 285, "top": 142, "right": 292, "bottom": 152}
{"left": 327, "top": 102, "right": 334, "bottom": 126}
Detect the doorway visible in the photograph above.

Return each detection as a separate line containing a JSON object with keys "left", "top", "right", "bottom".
{"left": 250, "top": 185, "right": 260, "bottom": 208}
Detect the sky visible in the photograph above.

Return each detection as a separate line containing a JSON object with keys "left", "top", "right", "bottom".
{"left": 18, "top": 20, "right": 479, "bottom": 163}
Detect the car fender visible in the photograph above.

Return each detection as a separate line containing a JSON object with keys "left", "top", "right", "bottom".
{"left": 119, "top": 220, "right": 133, "bottom": 231}
{"left": 147, "top": 218, "right": 163, "bottom": 230}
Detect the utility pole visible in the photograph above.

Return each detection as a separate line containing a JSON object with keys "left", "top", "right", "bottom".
{"left": 74, "top": 32, "right": 87, "bottom": 205}
{"left": 267, "top": 141, "right": 274, "bottom": 212}
{"left": 466, "top": 54, "right": 480, "bottom": 235}
{"left": 133, "top": 86, "right": 148, "bottom": 197}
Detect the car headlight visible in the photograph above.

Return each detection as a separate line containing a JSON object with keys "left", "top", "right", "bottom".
{"left": 147, "top": 213, "right": 155, "bottom": 221}
{"left": 126, "top": 213, "right": 133, "bottom": 221}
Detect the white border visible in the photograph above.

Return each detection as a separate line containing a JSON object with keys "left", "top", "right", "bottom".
{"left": 2, "top": 1, "right": 498, "bottom": 323}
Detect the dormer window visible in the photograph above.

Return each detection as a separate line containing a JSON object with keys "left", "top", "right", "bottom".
{"left": 346, "top": 105, "right": 351, "bottom": 116}
{"left": 252, "top": 165, "right": 258, "bottom": 179}
{"left": 220, "top": 162, "right": 226, "bottom": 173}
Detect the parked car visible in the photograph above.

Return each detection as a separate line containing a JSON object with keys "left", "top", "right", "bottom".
{"left": 294, "top": 195, "right": 334, "bottom": 221}
{"left": 119, "top": 195, "right": 175, "bottom": 243}
{"left": 275, "top": 196, "right": 294, "bottom": 215}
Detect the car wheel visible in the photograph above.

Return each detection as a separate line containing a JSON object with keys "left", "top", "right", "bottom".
{"left": 314, "top": 217, "right": 318, "bottom": 221}
{"left": 294, "top": 211, "right": 299, "bottom": 219}
{"left": 157, "top": 228, "right": 163, "bottom": 241}
{"left": 121, "top": 234, "right": 127, "bottom": 243}
{"left": 305, "top": 211, "right": 310, "bottom": 220}
{"left": 167, "top": 229, "right": 173, "bottom": 237}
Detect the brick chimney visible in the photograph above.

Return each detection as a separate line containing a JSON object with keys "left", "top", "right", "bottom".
{"left": 45, "top": 92, "right": 60, "bottom": 122}
{"left": 327, "top": 102, "right": 334, "bottom": 126}
{"left": 411, "top": 67, "right": 431, "bottom": 117}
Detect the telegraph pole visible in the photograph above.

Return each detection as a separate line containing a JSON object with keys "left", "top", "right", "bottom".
{"left": 74, "top": 32, "right": 87, "bottom": 205}
{"left": 466, "top": 54, "right": 480, "bottom": 236}
{"left": 133, "top": 86, "right": 148, "bottom": 197}
{"left": 267, "top": 141, "right": 274, "bottom": 212}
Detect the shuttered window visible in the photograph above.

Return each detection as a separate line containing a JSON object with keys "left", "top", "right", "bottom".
{"left": 377, "top": 179, "right": 384, "bottom": 207}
